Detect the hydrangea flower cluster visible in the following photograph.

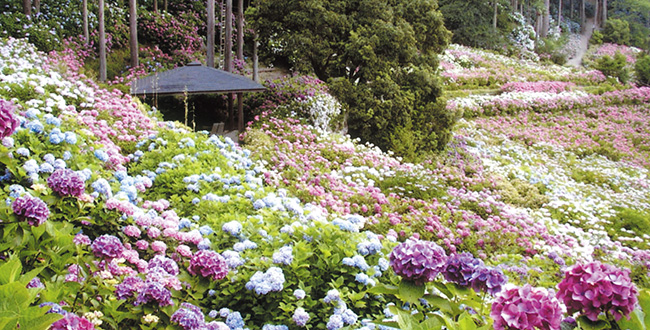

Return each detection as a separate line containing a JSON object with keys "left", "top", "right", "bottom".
{"left": 245, "top": 267, "right": 285, "bottom": 295}
{"left": 90, "top": 235, "right": 125, "bottom": 259}
{"left": 47, "top": 168, "right": 86, "bottom": 197}
{"left": 292, "top": 307, "right": 310, "bottom": 326}
{"left": 389, "top": 239, "right": 447, "bottom": 285}
{"left": 11, "top": 194, "right": 49, "bottom": 226}
{"left": 272, "top": 245, "right": 293, "bottom": 265}
{"left": 442, "top": 253, "right": 508, "bottom": 295}
{"left": 49, "top": 312, "right": 96, "bottom": 330}
{"left": 557, "top": 261, "right": 638, "bottom": 321}
{"left": 171, "top": 303, "right": 215, "bottom": 330}
{"left": 0, "top": 99, "right": 19, "bottom": 139}
{"left": 491, "top": 284, "right": 564, "bottom": 330}
{"left": 188, "top": 250, "right": 229, "bottom": 281}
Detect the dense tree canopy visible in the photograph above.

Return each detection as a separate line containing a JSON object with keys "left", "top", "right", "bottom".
{"left": 249, "top": 0, "right": 455, "bottom": 159}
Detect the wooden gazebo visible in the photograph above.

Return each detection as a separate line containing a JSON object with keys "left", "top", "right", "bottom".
{"left": 130, "top": 61, "right": 265, "bottom": 132}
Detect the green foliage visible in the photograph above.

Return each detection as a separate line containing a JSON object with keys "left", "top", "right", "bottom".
{"left": 439, "top": 0, "right": 514, "bottom": 50}
{"left": 606, "top": 207, "right": 650, "bottom": 250}
{"left": 537, "top": 34, "right": 570, "bottom": 65}
{"left": 609, "top": 0, "right": 650, "bottom": 49}
{"left": 636, "top": 53, "right": 650, "bottom": 87}
{"left": 249, "top": 0, "right": 455, "bottom": 159}
{"left": 590, "top": 30, "right": 604, "bottom": 45}
{"left": 595, "top": 52, "right": 630, "bottom": 84}
{"left": 602, "top": 19, "right": 631, "bottom": 46}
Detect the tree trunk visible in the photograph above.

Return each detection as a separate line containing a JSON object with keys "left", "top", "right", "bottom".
{"left": 253, "top": 31, "right": 259, "bottom": 82}
{"left": 569, "top": 0, "right": 573, "bottom": 19}
{"left": 129, "top": 0, "right": 138, "bottom": 68}
{"left": 23, "top": 0, "right": 31, "bottom": 16}
{"left": 33, "top": 0, "right": 40, "bottom": 14}
{"left": 237, "top": 0, "right": 244, "bottom": 60}
{"left": 541, "top": 0, "right": 551, "bottom": 38}
{"left": 594, "top": 0, "right": 599, "bottom": 27}
{"left": 580, "top": 0, "right": 585, "bottom": 33}
{"left": 83, "top": 0, "right": 89, "bottom": 43}
{"left": 493, "top": 1, "right": 498, "bottom": 30}
{"left": 602, "top": 0, "right": 607, "bottom": 24}
{"left": 207, "top": 0, "right": 215, "bottom": 67}
{"left": 153, "top": 0, "right": 157, "bottom": 13}
{"left": 558, "top": 0, "right": 562, "bottom": 26}
{"left": 99, "top": 0, "right": 106, "bottom": 82}
{"left": 164, "top": 0, "right": 168, "bottom": 11}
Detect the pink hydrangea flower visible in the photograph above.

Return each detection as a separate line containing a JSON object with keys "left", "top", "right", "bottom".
{"left": 0, "top": 99, "right": 19, "bottom": 139}
{"left": 123, "top": 225, "right": 141, "bottom": 237}
{"left": 50, "top": 313, "right": 95, "bottom": 330}
{"left": 557, "top": 261, "right": 638, "bottom": 321}
{"left": 188, "top": 250, "right": 229, "bottom": 281}
{"left": 135, "top": 240, "right": 149, "bottom": 250}
{"left": 491, "top": 284, "right": 564, "bottom": 330}
{"left": 176, "top": 245, "right": 192, "bottom": 258}
{"left": 47, "top": 169, "right": 86, "bottom": 197}
{"left": 151, "top": 241, "right": 167, "bottom": 254}
{"left": 11, "top": 195, "right": 49, "bottom": 226}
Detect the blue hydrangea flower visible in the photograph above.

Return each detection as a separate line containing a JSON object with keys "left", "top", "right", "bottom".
{"left": 62, "top": 151, "right": 71, "bottom": 160}
{"left": 197, "top": 239, "right": 211, "bottom": 250}
{"left": 43, "top": 154, "right": 55, "bottom": 164}
{"left": 199, "top": 225, "right": 214, "bottom": 236}
{"left": 245, "top": 267, "right": 285, "bottom": 295}
{"left": 234, "top": 239, "right": 257, "bottom": 252}
{"left": 262, "top": 325, "right": 288, "bottom": 330}
{"left": 23, "top": 159, "right": 39, "bottom": 174}
{"left": 39, "top": 162, "right": 54, "bottom": 173}
{"left": 327, "top": 314, "right": 344, "bottom": 330}
{"left": 324, "top": 289, "right": 340, "bottom": 304}
{"left": 178, "top": 218, "right": 192, "bottom": 229}
{"left": 294, "top": 289, "right": 306, "bottom": 300}
{"left": 92, "top": 178, "right": 112, "bottom": 198}
{"left": 342, "top": 255, "right": 370, "bottom": 271}
{"left": 225, "top": 311, "right": 244, "bottom": 329}
{"left": 48, "top": 128, "right": 64, "bottom": 144}
{"left": 26, "top": 120, "right": 43, "bottom": 133}
{"left": 355, "top": 273, "right": 376, "bottom": 286}
{"left": 293, "top": 307, "right": 310, "bottom": 327}
{"left": 341, "top": 309, "right": 358, "bottom": 325}
{"left": 222, "top": 250, "right": 245, "bottom": 269}
{"left": 16, "top": 147, "right": 30, "bottom": 157}
{"left": 94, "top": 149, "right": 109, "bottom": 162}
{"left": 44, "top": 115, "right": 61, "bottom": 126}
{"left": 272, "top": 246, "right": 293, "bottom": 265}
{"left": 222, "top": 221, "right": 242, "bottom": 236}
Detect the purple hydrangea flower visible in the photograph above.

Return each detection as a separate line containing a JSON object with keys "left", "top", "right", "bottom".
{"left": 557, "top": 261, "right": 638, "bottom": 322}
{"left": 389, "top": 239, "right": 447, "bottom": 285}
{"left": 272, "top": 246, "right": 294, "bottom": 265}
{"left": 135, "top": 280, "right": 173, "bottom": 306}
{"left": 27, "top": 277, "right": 45, "bottom": 289}
{"left": 491, "top": 284, "right": 564, "bottom": 330}
{"left": 47, "top": 169, "right": 85, "bottom": 197}
{"left": 171, "top": 302, "right": 205, "bottom": 330}
{"left": 0, "top": 99, "right": 19, "bottom": 139}
{"left": 49, "top": 313, "right": 96, "bottom": 330}
{"left": 91, "top": 235, "right": 125, "bottom": 259}
{"left": 442, "top": 252, "right": 484, "bottom": 286}
{"left": 470, "top": 266, "right": 508, "bottom": 295}
{"left": 148, "top": 255, "right": 179, "bottom": 276}
{"left": 188, "top": 250, "right": 229, "bottom": 281}
{"left": 293, "top": 307, "right": 310, "bottom": 326}
{"left": 115, "top": 275, "right": 144, "bottom": 300}
{"left": 11, "top": 195, "right": 50, "bottom": 226}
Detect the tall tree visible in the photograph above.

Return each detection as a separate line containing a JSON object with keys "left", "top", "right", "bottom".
{"left": 603, "top": 0, "right": 607, "bottom": 23}
{"left": 542, "top": 0, "right": 550, "bottom": 37}
{"left": 494, "top": 0, "right": 498, "bottom": 30}
{"left": 99, "top": 0, "right": 106, "bottom": 82}
{"left": 129, "top": 0, "right": 138, "bottom": 68}
{"left": 33, "top": 0, "right": 40, "bottom": 14}
{"left": 581, "top": 0, "right": 585, "bottom": 32}
{"left": 83, "top": 0, "right": 89, "bottom": 43}
{"left": 558, "top": 0, "right": 562, "bottom": 26}
{"left": 23, "top": 0, "right": 31, "bottom": 16}
{"left": 250, "top": 0, "right": 455, "bottom": 158}
{"left": 207, "top": 0, "right": 215, "bottom": 67}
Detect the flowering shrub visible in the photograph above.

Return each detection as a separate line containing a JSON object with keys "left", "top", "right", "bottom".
{"left": 557, "top": 261, "right": 638, "bottom": 322}
{"left": 47, "top": 168, "right": 86, "bottom": 197}
{"left": 188, "top": 250, "right": 229, "bottom": 281}
{"left": 491, "top": 284, "right": 564, "bottom": 330}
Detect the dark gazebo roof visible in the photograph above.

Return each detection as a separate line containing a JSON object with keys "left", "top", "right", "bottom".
{"left": 130, "top": 61, "right": 265, "bottom": 96}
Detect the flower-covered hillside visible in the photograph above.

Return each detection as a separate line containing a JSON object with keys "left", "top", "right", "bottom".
{"left": 2, "top": 35, "right": 650, "bottom": 330}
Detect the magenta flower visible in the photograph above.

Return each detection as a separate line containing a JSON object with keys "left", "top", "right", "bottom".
{"left": 12, "top": 195, "right": 50, "bottom": 226}
{"left": 47, "top": 169, "right": 85, "bottom": 197}
{"left": 91, "top": 234, "right": 125, "bottom": 259}
{"left": 188, "top": 250, "right": 229, "bottom": 281}
{"left": 0, "top": 99, "right": 19, "bottom": 139}
{"left": 556, "top": 261, "right": 638, "bottom": 321}
{"left": 171, "top": 302, "right": 205, "bottom": 330}
{"left": 442, "top": 252, "right": 484, "bottom": 286}
{"left": 491, "top": 284, "right": 564, "bottom": 330}
{"left": 389, "top": 239, "right": 447, "bottom": 285}
{"left": 49, "top": 313, "right": 96, "bottom": 330}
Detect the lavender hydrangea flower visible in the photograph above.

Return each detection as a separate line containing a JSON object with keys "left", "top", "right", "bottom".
{"left": 148, "top": 255, "right": 179, "bottom": 276}
{"left": 557, "top": 261, "right": 638, "bottom": 321}
{"left": 0, "top": 99, "right": 19, "bottom": 139}
{"left": 293, "top": 307, "right": 310, "bottom": 326}
{"left": 27, "top": 277, "right": 45, "bottom": 288}
{"left": 11, "top": 195, "right": 50, "bottom": 226}
{"left": 245, "top": 267, "right": 285, "bottom": 295}
{"left": 470, "top": 266, "right": 508, "bottom": 295}
{"left": 171, "top": 303, "right": 205, "bottom": 330}
{"left": 47, "top": 168, "right": 85, "bottom": 197}
{"left": 389, "top": 239, "right": 447, "bottom": 285}
{"left": 491, "top": 284, "right": 564, "bottom": 330}
{"left": 188, "top": 250, "right": 229, "bottom": 281}
{"left": 115, "top": 275, "right": 144, "bottom": 300}
{"left": 135, "top": 280, "right": 173, "bottom": 306}
{"left": 294, "top": 289, "right": 306, "bottom": 300}
{"left": 91, "top": 235, "right": 125, "bottom": 259}
{"left": 442, "top": 252, "right": 484, "bottom": 286}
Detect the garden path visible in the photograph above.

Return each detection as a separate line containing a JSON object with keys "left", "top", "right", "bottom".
{"left": 567, "top": 17, "right": 595, "bottom": 67}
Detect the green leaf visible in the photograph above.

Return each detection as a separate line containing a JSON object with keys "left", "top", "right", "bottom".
{"left": 458, "top": 312, "right": 476, "bottom": 330}
{"left": 367, "top": 283, "right": 399, "bottom": 295}
{"left": 0, "top": 282, "right": 31, "bottom": 319}
{"left": 639, "top": 289, "right": 650, "bottom": 328}
{"left": 423, "top": 294, "right": 453, "bottom": 314}
{"left": 398, "top": 279, "right": 425, "bottom": 304}
{"left": 0, "top": 257, "right": 22, "bottom": 285}
{"left": 576, "top": 315, "right": 609, "bottom": 330}
{"left": 17, "top": 307, "right": 62, "bottom": 330}
{"left": 617, "top": 307, "right": 646, "bottom": 330}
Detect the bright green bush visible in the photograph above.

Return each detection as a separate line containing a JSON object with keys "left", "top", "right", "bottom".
{"left": 595, "top": 52, "right": 630, "bottom": 84}
{"left": 636, "top": 53, "right": 650, "bottom": 87}
{"left": 602, "top": 18, "right": 631, "bottom": 46}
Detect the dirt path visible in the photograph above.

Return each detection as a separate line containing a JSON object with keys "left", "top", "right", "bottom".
{"left": 566, "top": 16, "right": 596, "bottom": 67}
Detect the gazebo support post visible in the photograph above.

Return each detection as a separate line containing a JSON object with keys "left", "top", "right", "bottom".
{"left": 225, "top": 0, "right": 233, "bottom": 129}
{"left": 236, "top": 0, "right": 244, "bottom": 133}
